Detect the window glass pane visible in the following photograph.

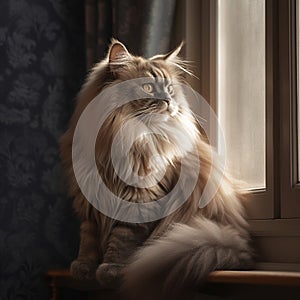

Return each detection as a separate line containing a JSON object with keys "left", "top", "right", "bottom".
{"left": 217, "top": 0, "right": 266, "bottom": 189}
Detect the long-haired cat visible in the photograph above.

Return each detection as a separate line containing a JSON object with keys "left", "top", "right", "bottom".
{"left": 60, "top": 39, "right": 252, "bottom": 299}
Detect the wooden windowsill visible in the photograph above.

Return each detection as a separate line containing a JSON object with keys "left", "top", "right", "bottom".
{"left": 207, "top": 270, "right": 300, "bottom": 286}
{"left": 47, "top": 269, "right": 300, "bottom": 290}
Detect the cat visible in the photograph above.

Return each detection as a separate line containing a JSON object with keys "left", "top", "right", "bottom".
{"left": 60, "top": 39, "right": 253, "bottom": 299}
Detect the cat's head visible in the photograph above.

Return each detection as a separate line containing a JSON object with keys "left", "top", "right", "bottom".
{"left": 105, "top": 39, "right": 190, "bottom": 117}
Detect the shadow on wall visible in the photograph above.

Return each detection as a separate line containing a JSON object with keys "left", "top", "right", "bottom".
{"left": 0, "top": 0, "right": 85, "bottom": 299}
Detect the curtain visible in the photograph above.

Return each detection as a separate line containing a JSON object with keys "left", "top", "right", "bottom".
{"left": 85, "top": 0, "right": 177, "bottom": 67}
{"left": 0, "top": 0, "right": 85, "bottom": 299}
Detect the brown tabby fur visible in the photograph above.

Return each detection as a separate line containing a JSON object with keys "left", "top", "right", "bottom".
{"left": 60, "top": 39, "right": 252, "bottom": 298}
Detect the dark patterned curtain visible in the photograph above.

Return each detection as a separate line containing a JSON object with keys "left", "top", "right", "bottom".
{"left": 0, "top": 0, "right": 85, "bottom": 299}
{"left": 85, "top": 0, "right": 177, "bottom": 67}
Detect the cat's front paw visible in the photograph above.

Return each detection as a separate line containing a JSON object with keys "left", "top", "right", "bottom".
{"left": 70, "top": 259, "right": 98, "bottom": 280}
{"left": 96, "top": 263, "right": 125, "bottom": 288}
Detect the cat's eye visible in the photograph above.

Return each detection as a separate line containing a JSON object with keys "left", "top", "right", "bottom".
{"left": 167, "top": 85, "right": 174, "bottom": 95}
{"left": 143, "top": 83, "right": 154, "bottom": 94}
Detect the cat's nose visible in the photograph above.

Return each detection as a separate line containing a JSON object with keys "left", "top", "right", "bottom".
{"left": 156, "top": 92, "right": 170, "bottom": 104}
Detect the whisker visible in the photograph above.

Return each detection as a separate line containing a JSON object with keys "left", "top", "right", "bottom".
{"left": 180, "top": 106, "right": 207, "bottom": 123}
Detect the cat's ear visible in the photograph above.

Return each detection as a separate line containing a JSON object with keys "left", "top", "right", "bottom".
{"left": 164, "top": 42, "right": 184, "bottom": 60}
{"left": 150, "top": 42, "right": 184, "bottom": 61}
{"left": 108, "top": 39, "right": 131, "bottom": 63}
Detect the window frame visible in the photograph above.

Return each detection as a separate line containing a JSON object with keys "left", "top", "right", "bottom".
{"left": 279, "top": 0, "right": 300, "bottom": 218}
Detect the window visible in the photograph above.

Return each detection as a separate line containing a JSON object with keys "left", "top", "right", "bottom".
{"left": 175, "top": 0, "right": 300, "bottom": 271}
{"left": 216, "top": 0, "right": 273, "bottom": 219}
{"left": 217, "top": 0, "right": 266, "bottom": 190}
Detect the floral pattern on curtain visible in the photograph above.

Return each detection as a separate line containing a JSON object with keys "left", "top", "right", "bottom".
{"left": 0, "top": 0, "right": 85, "bottom": 299}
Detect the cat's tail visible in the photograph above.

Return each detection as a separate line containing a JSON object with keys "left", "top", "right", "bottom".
{"left": 122, "top": 217, "right": 253, "bottom": 299}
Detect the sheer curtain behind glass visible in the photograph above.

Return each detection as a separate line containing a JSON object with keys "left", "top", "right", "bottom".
{"left": 217, "top": 0, "right": 266, "bottom": 189}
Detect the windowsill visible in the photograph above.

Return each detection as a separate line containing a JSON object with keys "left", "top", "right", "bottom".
{"left": 46, "top": 269, "right": 300, "bottom": 290}
{"left": 207, "top": 270, "right": 300, "bottom": 286}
